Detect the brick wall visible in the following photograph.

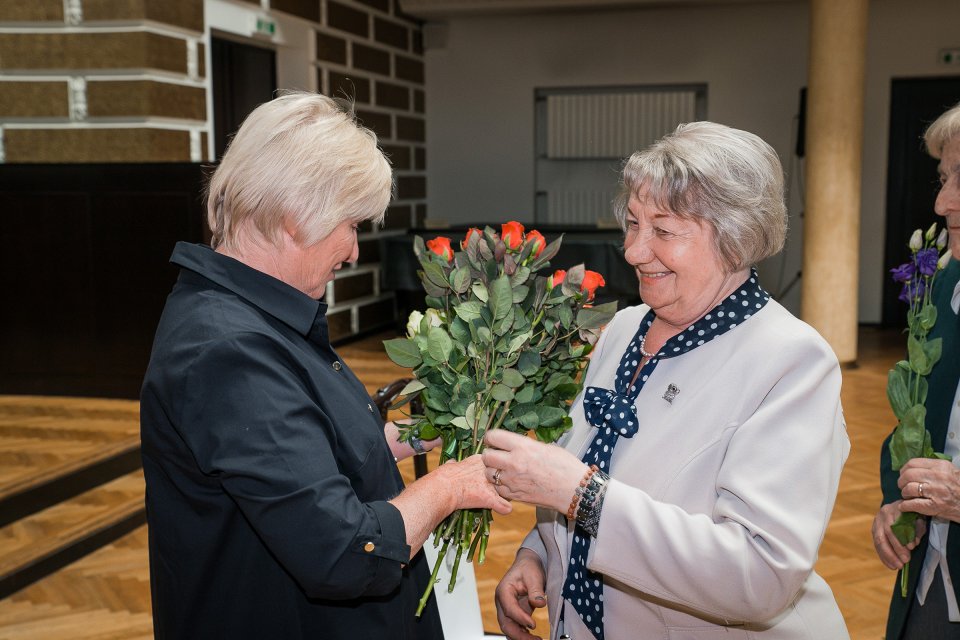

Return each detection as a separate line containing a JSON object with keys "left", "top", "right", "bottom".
{"left": 0, "top": 0, "right": 208, "bottom": 162}
{"left": 0, "top": 0, "right": 427, "bottom": 344}
{"left": 306, "top": 0, "right": 427, "bottom": 341}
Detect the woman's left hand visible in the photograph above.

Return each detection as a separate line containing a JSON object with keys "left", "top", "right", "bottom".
{"left": 482, "top": 429, "right": 588, "bottom": 513}
{"left": 898, "top": 457, "right": 960, "bottom": 523}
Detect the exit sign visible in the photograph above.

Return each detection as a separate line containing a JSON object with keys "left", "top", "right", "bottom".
{"left": 939, "top": 48, "right": 960, "bottom": 65}
{"left": 254, "top": 17, "right": 275, "bottom": 37}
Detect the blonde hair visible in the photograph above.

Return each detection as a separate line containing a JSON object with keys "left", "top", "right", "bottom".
{"left": 205, "top": 91, "right": 392, "bottom": 251}
{"left": 614, "top": 121, "right": 787, "bottom": 271}
{"left": 925, "top": 101, "right": 960, "bottom": 159}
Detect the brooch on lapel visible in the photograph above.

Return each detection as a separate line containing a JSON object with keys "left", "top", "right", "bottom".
{"left": 663, "top": 384, "right": 680, "bottom": 404}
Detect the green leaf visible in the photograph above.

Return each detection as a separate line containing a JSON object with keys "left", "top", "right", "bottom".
{"left": 427, "top": 326, "right": 454, "bottom": 362}
{"left": 493, "top": 306, "right": 515, "bottom": 337}
{"left": 908, "top": 334, "right": 932, "bottom": 376}
{"left": 891, "top": 512, "right": 919, "bottom": 546}
{"left": 510, "top": 266, "right": 531, "bottom": 287}
{"left": 491, "top": 384, "right": 515, "bottom": 402}
{"left": 418, "top": 423, "right": 440, "bottom": 439}
{"left": 472, "top": 282, "right": 489, "bottom": 303}
{"left": 455, "top": 300, "right": 484, "bottom": 322}
{"left": 450, "top": 416, "right": 470, "bottom": 430}
{"left": 413, "top": 235, "right": 426, "bottom": 259}
{"left": 558, "top": 303, "right": 573, "bottom": 329}
{"left": 421, "top": 261, "right": 450, "bottom": 291}
{"left": 476, "top": 326, "right": 493, "bottom": 345}
{"left": 514, "top": 385, "right": 535, "bottom": 404}
{"left": 383, "top": 338, "right": 422, "bottom": 368}
{"left": 501, "top": 368, "right": 525, "bottom": 388}
{"left": 577, "top": 301, "right": 618, "bottom": 329}
{"left": 400, "top": 379, "right": 426, "bottom": 395}
{"left": 544, "top": 373, "right": 575, "bottom": 393}
{"left": 488, "top": 275, "right": 513, "bottom": 323}
{"left": 512, "top": 284, "right": 530, "bottom": 304}
{"left": 450, "top": 266, "right": 472, "bottom": 294}
{"left": 917, "top": 304, "right": 938, "bottom": 331}
{"left": 507, "top": 330, "right": 531, "bottom": 355}
{"left": 924, "top": 337, "right": 942, "bottom": 371}
{"left": 517, "top": 350, "right": 541, "bottom": 376}
{"left": 886, "top": 368, "right": 912, "bottom": 421}
{"left": 528, "top": 235, "right": 563, "bottom": 271}
{"left": 518, "top": 411, "right": 539, "bottom": 430}
{"left": 538, "top": 406, "right": 568, "bottom": 428}
{"left": 449, "top": 317, "right": 471, "bottom": 345}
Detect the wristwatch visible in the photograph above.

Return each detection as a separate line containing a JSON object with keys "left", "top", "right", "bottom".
{"left": 409, "top": 435, "right": 427, "bottom": 455}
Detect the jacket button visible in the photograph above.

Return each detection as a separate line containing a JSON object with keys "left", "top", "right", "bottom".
{"left": 364, "top": 542, "right": 375, "bottom": 552}
{"left": 332, "top": 361, "right": 342, "bottom": 371}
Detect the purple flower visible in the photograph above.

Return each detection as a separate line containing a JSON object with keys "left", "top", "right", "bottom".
{"left": 898, "top": 279, "right": 927, "bottom": 303}
{"left": 916, "top": 248, "right": 939, "bottom": 276}
{"left": 890, "top": 262, "right": 915, "bottom": 283}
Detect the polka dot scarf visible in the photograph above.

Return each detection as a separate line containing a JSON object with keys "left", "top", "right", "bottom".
{"left": 561, "top": 269, "right": 770, "bottom": 640}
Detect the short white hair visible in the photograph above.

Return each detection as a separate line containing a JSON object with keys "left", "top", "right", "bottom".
{"left": 614, "top": 121, "right": 787, "bottom": 271}
{"left": 925, "top": 101, "right": 960, "bottom": 159}
{"left": 206, "top": 91, "right": 392, "bottom": 251}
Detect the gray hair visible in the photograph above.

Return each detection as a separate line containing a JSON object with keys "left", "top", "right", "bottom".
{"left": 614, "top": 121, "right": 787, "bottom": 271}
{"left": 205, "top": 91, "right": 392, "bottom": 251}
{"left": 925, "top": 101, "right": 960, "bottom": 159}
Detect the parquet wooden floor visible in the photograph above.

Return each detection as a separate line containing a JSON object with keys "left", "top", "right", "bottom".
{"left": 0, "top": 327, "right": 909, "bottom": 639}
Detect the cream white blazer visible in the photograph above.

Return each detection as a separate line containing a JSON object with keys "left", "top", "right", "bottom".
{"left": 522, "top": 301, "right": 850, "bottom": 640}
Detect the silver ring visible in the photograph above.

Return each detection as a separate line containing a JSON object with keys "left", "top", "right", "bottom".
{"left": 493, "top": 469, "right": 503, "bottom": 486}
{"left": 919, "top": 482, "right": 925, "bottom": 499}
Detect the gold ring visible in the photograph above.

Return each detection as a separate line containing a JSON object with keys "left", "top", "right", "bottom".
{"left": 919, "top": 482, "right": 925, "bottom": 499}
{"left": 493, "top": 469, "right": 503, "bottom": 486}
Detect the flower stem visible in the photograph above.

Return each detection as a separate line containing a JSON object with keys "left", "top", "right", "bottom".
{"left": 417, "top": 537, "right": 450, "bottom": 617}
{"left": 901, "top": 560, "right": 910, "bottom": 598}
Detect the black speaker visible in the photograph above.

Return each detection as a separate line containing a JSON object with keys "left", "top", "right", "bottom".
{"left": 796, "top": 87, "right": 807, "bottom": 158}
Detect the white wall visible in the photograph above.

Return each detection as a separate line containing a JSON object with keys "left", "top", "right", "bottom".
{"left": 423, "top": 0, "right": 960, "bottom": 321}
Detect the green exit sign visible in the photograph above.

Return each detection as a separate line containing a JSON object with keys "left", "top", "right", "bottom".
{"left": 255, "top": 17, "right": 276, "bottom": 37}
{"left": 939, "top": 48, "right": 960, "bottom": 65}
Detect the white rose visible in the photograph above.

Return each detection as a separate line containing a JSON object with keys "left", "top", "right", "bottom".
{"left": 406, "top": 310, "right": 424, "bottom": 337}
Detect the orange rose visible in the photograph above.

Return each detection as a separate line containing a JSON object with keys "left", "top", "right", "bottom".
{"left": 549, "top": 269, "right": 566, "bottom": 289}
{"left": 581, "top": 270, "right": 606, "bottom": 301}
{"left": 461, "top": 227, "right": 482, "bottom": 250}
{"left": 426, "top": 236, "right": 454, "bottom": 262}
{"left": 501, "top": 221, "right": 525, "bottom": 250}
{"left": 525, "top": 230, "right": 546, "bottom": 258}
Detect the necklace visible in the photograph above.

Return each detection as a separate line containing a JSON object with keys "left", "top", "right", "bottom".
{"left": 639, "top": 335, "right": 657, "bottom": 359}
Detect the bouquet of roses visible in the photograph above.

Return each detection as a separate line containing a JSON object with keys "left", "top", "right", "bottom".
{"left": 383, "top": 221, "right": 616, "bottom": 614}
{"left": 887, "top": 222, "right": 953, "bottom": 597}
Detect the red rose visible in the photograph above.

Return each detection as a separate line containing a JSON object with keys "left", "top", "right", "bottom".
{"left": 525, "top": 230, "right": 546, "bottom": 258}
{"left": 581, "top": 270, "right": 606, "bottom": 301}
{"left": 501, "top": 221, "right": 525, "bottom": 250}
{"left": 549, "top": 269, "right": 566, "bottom": 289}
{"left": 426, "top": 236, "right": 454, "bottom": 262}
{"left": 461, "top": 227, "right": 482, "bottom": 250}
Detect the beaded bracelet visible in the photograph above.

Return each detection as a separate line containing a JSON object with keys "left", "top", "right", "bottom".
{"left": 566, "top": 464, "right": 599, "bottom": 520}
{"left": 575, "top": 469, "right": 610, "bottom": 538}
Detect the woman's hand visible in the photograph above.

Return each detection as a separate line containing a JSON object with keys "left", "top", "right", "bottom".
{"left": 871, "top": 500, "right": 927, "bottom": 570}
{"left": 433, "top": 454, "right": 513, "bottom": 515}
{"left": 383, "top": 420, "right": 441, "bottom": 462}
{"left": 495, "top": 548, "right": 548, "bottom": 640}
{"left": 898, "top": 458, "right": 960, "bottom": 523}
{"left": 482, "top": 429, "right": 587, "bottom": 513}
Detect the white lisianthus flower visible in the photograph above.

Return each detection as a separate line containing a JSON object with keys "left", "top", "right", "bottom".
{"left": 909, "top": 229, "right": 923, "bottom": 251}
{"left": 939, "top": 251, "right": 953, "bottom": 271}
{"left": 925, "top": 222, "right": 938, "bottom": 242}
{"left": 406, "top": 310, "right": 424, "bottom": 338}
{"left": 937, "top": 228, "right": 948, "bottom": 250}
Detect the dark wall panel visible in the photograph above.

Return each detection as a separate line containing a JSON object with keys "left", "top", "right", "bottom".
{"left": 0, "top": 163, "right": 206, "bottom": 397}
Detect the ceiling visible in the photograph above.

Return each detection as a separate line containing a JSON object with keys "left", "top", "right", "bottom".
{"left": 398, "top": 0, "right": 800, "bottom": 20}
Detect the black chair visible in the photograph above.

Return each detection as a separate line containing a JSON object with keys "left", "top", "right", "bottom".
{"left": 372, "top": 378, "right": 428, "bottom": 479}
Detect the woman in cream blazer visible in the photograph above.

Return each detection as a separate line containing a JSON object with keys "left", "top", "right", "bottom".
{"left": 483, "top": 122, "right": 849, "bottom": 640}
